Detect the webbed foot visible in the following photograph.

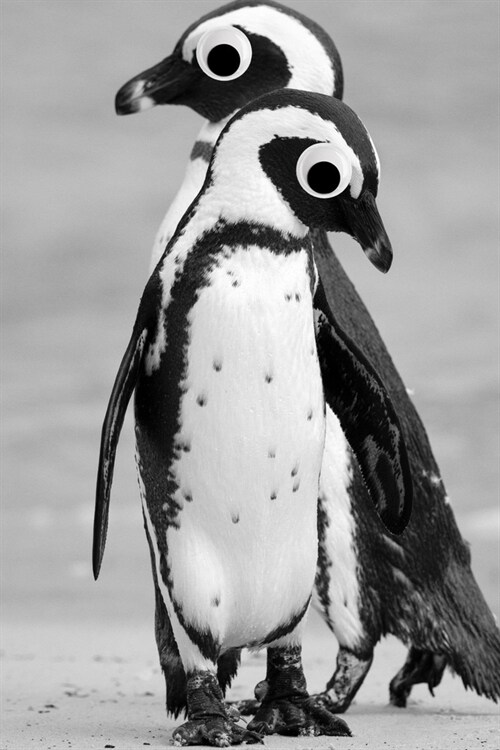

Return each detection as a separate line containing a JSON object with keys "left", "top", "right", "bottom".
{"left": 246, "top": 645, "right": 351, "bottom": 738}
{"left": 172, "top": 716, "right": 261, "bottom": 746}
{"left": 172, "top": 670, "right": 263, "bottom": 747}
{"left": 248, "top": 696, "right": 351, "bottom": 737}
{"left": 389, "top": 647, "right": 447, "bottom": 707}
{"left": 310, "top": 691, "right": 349, "bottom": 714}
{"left": 311, "top": 645, "right": 374, "bottom": 713}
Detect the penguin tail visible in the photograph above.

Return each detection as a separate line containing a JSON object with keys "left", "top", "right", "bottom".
{"left": 164, "top": 655, "right": 189, "bottom": 718}
{"left": 425, "top": 556, "right": 500, "bottom": 702}
{"left": 217, "top": 648, "right": 242, "bottom": 695}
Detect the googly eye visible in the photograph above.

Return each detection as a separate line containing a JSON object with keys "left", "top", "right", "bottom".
{"left": 296, "top": 143, "right": 352, "bottom": 199}
{"left": 196, "top": 26, "right": 252, "bottom": 81}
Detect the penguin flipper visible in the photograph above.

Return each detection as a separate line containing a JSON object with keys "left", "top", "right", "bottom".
{"left": 314, "top": 280, "right": 412, "bottom": 534}
{"left": 93, "top": 323, "right": 148, "bottom": 579}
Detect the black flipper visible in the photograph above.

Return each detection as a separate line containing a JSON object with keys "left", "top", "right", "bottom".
{"left": 314, "top": 280, "right": 412, "bottom": 534}
{"left": 93, "top": 321, "right": 149, "bottom": 579}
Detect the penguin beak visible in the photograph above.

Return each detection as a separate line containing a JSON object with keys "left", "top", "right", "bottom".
{"left": 340, "top": 191, "right": 393, "bottom": 273}
{"left": 115, "top": 54, "right": 198, "bottom": 115}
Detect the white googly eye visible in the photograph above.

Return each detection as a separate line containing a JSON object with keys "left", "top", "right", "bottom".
{"left": 296, "top": 143, "right": 353, "bottom": 199}
{"left": 196, "top": 26, "right": 252, "bottom": 81}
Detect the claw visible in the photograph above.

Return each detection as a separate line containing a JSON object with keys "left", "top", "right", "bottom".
{"left": 171, "top": 717, "right": 262, "bottom": 747}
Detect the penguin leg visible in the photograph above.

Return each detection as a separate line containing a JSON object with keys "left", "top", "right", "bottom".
{"left": 247, "top": 643, "right": 351, "bottom": 737}
{"left": 389, "top": 647, "right": 447, "bottom": 707}
{"left": 171, "top": 670, "right": 264, "bottom": 747}
{"left": 153, "top": 577, "right": 188, "bottom": 717}
{"left": 160, "top": 589, "right": 261, "bottom": 745}
{"left": 313, "top": 645, "right": 374, "bottom": 713}
{"left": 240, "top": 644, "right": 370, "bottom": 719}
{"left": 143, "top": 509, "right": 189, "bottom": 717}
{"left": 152, "top": 581, "right": 242, "bottom": 720}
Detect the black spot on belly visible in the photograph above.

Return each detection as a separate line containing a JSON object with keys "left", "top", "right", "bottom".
{"left": 270, "top": 491, "right": 277, "bottom": 501}
{"left": 183, "top": 491, "right": 193, "bottom": 502}
{"left": 295, "top": 293, "right": 301, "bottom": 302}
{"left": 211, "top": 596, "right": 221, "bottom": 607}
{"left": 291, "top": 463, "right": 299, "bottom": 477}
{"left": 293, "top": 480, "right": 300, "bottom": 492}
{"left": 213, "top": 358, "right": 222, "bottom": 372}
{"left": 265, "top": 373, "right": 273, "bottom": 384}
{"left": 307, "top": 409, "right": 313, "bottom": 421}
{"left": 268, "top": 449, "right": 276, "bottom": 459}
{"left": 285, "top": 293, "right": 292, "bottom": 302}
{"left": 136, "top": 221, "right": 309, "bottom": 546}
{"left": 197, "top": 393, "right": 208, "bottom": 407}
{"left": 232, "top": 279, "right": 240, "bottom": 288}
{"left": 231, "top": 513, "right": 240, "bottom": 524}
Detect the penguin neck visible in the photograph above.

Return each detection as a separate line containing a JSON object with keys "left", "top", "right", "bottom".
{"left": 189, "top": 117, "right": 232, "bottom": 164}
{"left": 199, "top": 173, "right": 307, "bottom": 240}
{"left": 201, "top": 121, "right": 308, "bottom": 239}
{"left": 200, "top": 117, "right": 230, "bottom": 146}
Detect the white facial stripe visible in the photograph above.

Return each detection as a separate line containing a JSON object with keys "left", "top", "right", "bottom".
{"left": 182, "top": 5, "right": 335, "bottom": 95}
{"left": 368, "top": 132, "right": 381, "bottom": 183}
{"left": 147, "top": 106, "right": 366, "bottom": 366}
{"left": 212, "top": 105, "right": 364, "bottom": 219}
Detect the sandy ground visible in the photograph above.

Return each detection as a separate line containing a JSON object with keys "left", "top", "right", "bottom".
{"left": 1, "top": 1, "right": 499, "bottom": 749}
{"left": 2, "top": 611, "right": 499, "bottom": 750}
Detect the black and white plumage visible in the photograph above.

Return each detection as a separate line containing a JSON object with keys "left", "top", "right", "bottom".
{"left": 94, "top": 89, "right": 412, "bottom": 744}
{"left": 111, "top": 0, "right": 500, "bottom": 713}
{"left": 115, "top": 0, "right": 343, "bottom": 271}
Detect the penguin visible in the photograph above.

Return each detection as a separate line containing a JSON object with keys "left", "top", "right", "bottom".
{"left": 94, "top": 89, "right": 413, "bottom": 745}
{"left": 113, "top": 0, "right": 500, "bottom": 712}
{"left": 115, "top": 0, "right": 343, "bottom": 272}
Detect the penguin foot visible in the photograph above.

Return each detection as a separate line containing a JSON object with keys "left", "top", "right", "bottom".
{"left": 246, "top": 645, "right": 351, "bottom": 737}
{"left": 247, "top": 695, "right": 351, "bottom": 737}
{"left": 172, "top": 669, "right": 263, "bottom": 746}
{"left": 226, "top": 698, "right": 261, "bottom": 717}
{"left": 171, "top": 716, "right": 262, "bottom": 746}
{"left": 389, "top": 647, "right": 447, "bottom": 708}
{"left": 310, "top": 644, "right": 374, "bottom": 713}
{"left": 309, "top": 690, "right": 350, "bottom": 714}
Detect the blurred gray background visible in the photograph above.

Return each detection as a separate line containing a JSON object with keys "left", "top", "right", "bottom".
{"left": 2, "top": 0, "right": 498, "bottom": 637}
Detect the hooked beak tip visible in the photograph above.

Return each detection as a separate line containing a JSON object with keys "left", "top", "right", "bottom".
{"left": 115, "top": 79, "right": 155, "bottom": 115}
{"left": 363, "top": 239, "right": 393, "bottom": 273}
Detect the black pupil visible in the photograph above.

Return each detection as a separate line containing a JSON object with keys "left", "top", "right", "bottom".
{"left": 207, "top": 44, "right": 241, "bottom": 77}
{"left": 307, "top": 161, "right": 341, "bottom": 194}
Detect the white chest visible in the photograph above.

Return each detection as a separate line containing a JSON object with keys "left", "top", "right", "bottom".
{"left": 150, "top": 155, "right": 209, "bottom": 271}
{"left": 163, "top": 245, "right": 325, "bottom": 647}
{"left": 173, "top": 245, "right": 324, "bottom": 502}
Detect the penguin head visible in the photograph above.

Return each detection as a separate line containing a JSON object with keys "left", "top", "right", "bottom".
{"left": 115, "top": 0, "right": 343, "bottom": 122}
{"left": 206, "top": 89, "right": 391, "bottom": 272}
